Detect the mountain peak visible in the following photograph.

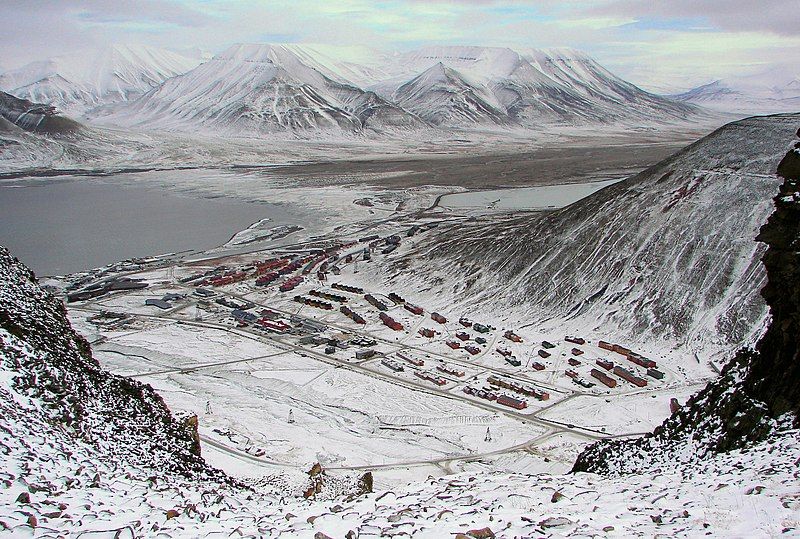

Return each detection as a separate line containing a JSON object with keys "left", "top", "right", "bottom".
{"left": 0, "top": 44, "right": 203, "bottom": 116}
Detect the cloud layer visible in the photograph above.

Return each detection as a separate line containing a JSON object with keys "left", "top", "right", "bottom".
{"left": 1, "top": 0, "right": 798, "bottom": 91}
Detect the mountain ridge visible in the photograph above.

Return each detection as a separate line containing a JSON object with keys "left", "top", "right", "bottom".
{"left": 375, "top": 113, "right": 799, "bottom": 366}
{"left": 0, "top": 44, "right": 204, "bottom": 117}
{"left": 94, "top": 42, "right": 700, "bottom": 134}
{"left": 573, "top": 128, "right": 800, "bottom": 475}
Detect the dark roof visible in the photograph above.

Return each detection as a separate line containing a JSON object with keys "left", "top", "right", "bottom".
{"left": 145, "top": 299, "right": 172, "bottom": 310}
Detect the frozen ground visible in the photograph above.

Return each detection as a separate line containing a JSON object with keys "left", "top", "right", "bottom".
{"left": 3, "top": 376, "right": 798, "bottom": 539}
{"left": 38, "top": 116, "right": 774, "bottom": 496}
{"left": 440, "top": 178, "right": 622, "bottom": 210}
{"left": 65, "top": 240, "right": 710, "bottom": 488}
{"left": 73, "top": 308, "right": 548, "bottom": 483}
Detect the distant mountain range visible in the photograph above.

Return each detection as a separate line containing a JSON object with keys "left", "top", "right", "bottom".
{"left": 0, "top": 43, "right": 706, "bottom": 135}
{"left": 94, "top": 43, "right": 702, "bottom": 134}
{"left": 3, "top": 43, "right": 796, "bottom": 137}
{"left": 672, "top": 66, "right": 800, "bottom": 115}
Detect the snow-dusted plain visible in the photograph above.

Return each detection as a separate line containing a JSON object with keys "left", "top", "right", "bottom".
{"left": 2, "top": 367, "right": 798, "bottom": 538}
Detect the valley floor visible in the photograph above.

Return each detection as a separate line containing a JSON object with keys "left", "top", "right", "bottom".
{"left": 3, "top": 115, "right": 798, "bottom": 537}
{"left": 54, "top": 169, "right": 717, "bottom": 488}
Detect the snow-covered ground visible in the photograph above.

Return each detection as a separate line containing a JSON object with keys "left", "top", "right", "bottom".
{"left": 64, "top": 235, "right": 711, "bottom": 489}
{"left": 3, "top": 375, "right": 798, "bottom": 538}
{"left": 439, "top": 178, "right": 622, "bottom": 211}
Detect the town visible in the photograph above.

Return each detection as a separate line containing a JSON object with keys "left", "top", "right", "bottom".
{"left": 57, "top": 219, "right": 694, "bottom": 483}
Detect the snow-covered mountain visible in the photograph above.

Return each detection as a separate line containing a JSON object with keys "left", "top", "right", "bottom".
{"left": 673, "top": 66, "right": 800, "bottom": 115}
{"left": 378, "top": 113, "right": 799, "bottom": 363}
{"left": 97, "top": 43, "right": 698, "bottom": 134}
{"left": 98, "top": 43, "right": 425, "bottom": 134}
{"left": 372, "top": 45, "right": 697, "bottom": 127}
{"left": 392, "top": 62, "right": 508, "bottom": 126}
{"left": 0, "top": 44, "right": 204, "bottom": 117}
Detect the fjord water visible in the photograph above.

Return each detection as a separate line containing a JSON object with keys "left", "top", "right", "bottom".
{"left": 0, "top": 176, "right": 288, "bottom": 276}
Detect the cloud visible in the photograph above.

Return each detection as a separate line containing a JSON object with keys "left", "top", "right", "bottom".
{"left": 589, "top": 0, "right": 800, "bottom": 37}
{"left": 0, "top": 0, "right": 797, "bottom": 91}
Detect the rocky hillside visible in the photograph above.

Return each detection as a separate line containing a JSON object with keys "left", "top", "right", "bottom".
{"left": 573, "top": 128, "right": 800, "bottom": 474}
{"left": 0, "top": 91, "right": 80, "bottom": 134}
{"left": 0, "top": 246, "right": 216, "bottom": 478}
{"left": 383, "top": 114, "right": 799, "bottom": 363}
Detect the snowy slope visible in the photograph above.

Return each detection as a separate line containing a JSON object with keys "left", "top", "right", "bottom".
{"left": 378, "top": 114, "right": 799, "bottom": 364}
{"left": 673, "top": 66, "right": 800, "bottom": 115}
{"left": 99, "top": 43, "right": 425, "bottom": 134}
{"left": 97, "top": 43, "right": 698, "bottom": 134}
{"left": 393, "top": 62, "right": 508, "bottom": 126}
{"left": 374, "top": 45, "right": 697, "bottom": 127}
{"left": 0, "top": 44, "right": 203, "bottom": 117}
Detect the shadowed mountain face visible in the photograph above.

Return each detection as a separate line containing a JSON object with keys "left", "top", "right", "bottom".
{"left": 573, "top": 129, "right": 800, "bottom": 474}
{"left": 385, "top": 114, "right": 799, "bottom": 356}
{"left": 0, "top": 91, "right": 81, "bottom": 134}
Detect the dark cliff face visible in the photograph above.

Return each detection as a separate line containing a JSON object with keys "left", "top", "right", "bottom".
{"left": 0, "top": 91, "right": 81, "bottom": 134}
{"left": 0, "top": 246, "right": 222, "bottom": 479}
{"left": 755, "top": 141, "right": 800, "bottom": 418}
{"left": 573, "top": 130, "right": 800, "bottom": 475}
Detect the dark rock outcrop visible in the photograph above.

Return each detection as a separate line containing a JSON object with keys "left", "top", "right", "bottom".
{"left": 0, "top": 91, "right": 81, "bottom": 134}
{"left": 0, "top": 246, "right": 222, "bottom": 479}
{"left": 573, "top": 129, "right": 800, "bottom": 474}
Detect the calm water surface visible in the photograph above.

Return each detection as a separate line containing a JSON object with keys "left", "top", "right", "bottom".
{"left": 0, "top": 177, "right": 292, "bottom": 276}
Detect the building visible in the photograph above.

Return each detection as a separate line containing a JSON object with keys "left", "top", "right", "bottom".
{"left": 145, "top": 298, "right": 172, "bottom": 310}
{"left": 431, "top": 312, "right": 447, "bottom": 324}
{"left": 231, "top": 309, "right": 258, "bottom": 323}
{"left": 497, "top": 395, "right": 527, "bottom": 410}
{"left": 356, "top": 349, "right": 377, "bottom": 360}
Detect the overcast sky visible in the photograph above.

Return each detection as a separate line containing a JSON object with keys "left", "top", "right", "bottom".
{"left": 1, "top": 0, "right": 798, "bottom": 91}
